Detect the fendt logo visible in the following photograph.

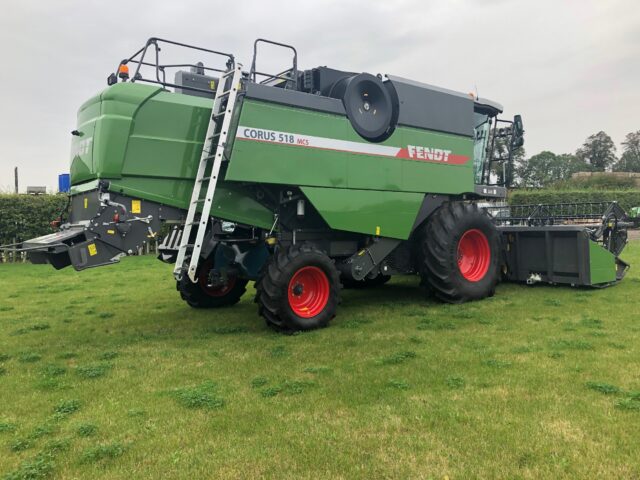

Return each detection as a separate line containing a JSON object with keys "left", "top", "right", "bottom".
{"left": 71, "top": 137, "right": 93, "bottom": 158}
{"left": 406, "top": 145, "right": 452, "bottom": 163}
{"left": 236, "top": 126, "right": 470, "bottom": 165}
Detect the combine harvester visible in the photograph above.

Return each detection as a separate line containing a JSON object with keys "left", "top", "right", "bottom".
{"left": 17, "top": 38, "right": 631, "bottom": 331}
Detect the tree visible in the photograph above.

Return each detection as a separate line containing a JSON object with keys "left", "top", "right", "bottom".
{"left": 576, "top": 131, "right": 617, "bottom": 171}
{"left": 613, "top": 130, "right": 640, "bottom": 172}
{"left": 556, "top": 153, "right": 588, "bottom": 179}
{"left": 486, "top": 132, "right": 525, "bottom": 186}
{"left": 516, "top": 151, "right": 586, "bottom": 188}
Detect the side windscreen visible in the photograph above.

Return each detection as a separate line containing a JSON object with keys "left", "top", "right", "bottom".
{"left": 473, "top": 112, "right": 490, "bottom": 184}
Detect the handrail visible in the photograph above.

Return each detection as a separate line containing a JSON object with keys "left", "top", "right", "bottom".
{"left": 249, "top": 38, "right": 298, "bottom": 89}
{"left": 111, "top": 37, "right": 235, "bottom": 96}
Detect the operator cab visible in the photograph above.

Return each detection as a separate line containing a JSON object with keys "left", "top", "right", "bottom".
{"left": 473, "top": 97, "right": 524, "bottom": 190}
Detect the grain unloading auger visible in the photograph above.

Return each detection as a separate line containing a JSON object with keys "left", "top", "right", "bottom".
{"left": 15, "top": 37, "right": 631, "bottom": 332}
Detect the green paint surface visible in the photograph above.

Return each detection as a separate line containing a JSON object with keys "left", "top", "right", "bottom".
{"left": 302, "top": 187, "right": 424, "bottom": 239}
{"left": 589, "top": 240, "right": 617, "bottom": 285}
{"left": 68, "top": 83, "right": 272, "bottom": 228}
{"left": 70, "top": 82, "right": 211, "bottom": 196}
{"left": 227, "top": 99, "right": 474, "bottom": 194}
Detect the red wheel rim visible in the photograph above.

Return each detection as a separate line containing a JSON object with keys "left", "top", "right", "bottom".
{"left": 457, "top": 229, "right": 491, "bottom": 282}
{"left": 198, "top": 261, "right": 237, "bottom": 297}
{"left": 288, "top": 266, "right": 330, "bottom": 318}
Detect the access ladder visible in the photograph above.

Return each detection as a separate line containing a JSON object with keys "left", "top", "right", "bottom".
{"left": 173, "top": 63, "right": 243, "bottom": 282}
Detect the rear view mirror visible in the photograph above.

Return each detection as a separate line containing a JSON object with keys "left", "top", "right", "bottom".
{"left": 512, "top": 114, "right": 524, "bottom": 147}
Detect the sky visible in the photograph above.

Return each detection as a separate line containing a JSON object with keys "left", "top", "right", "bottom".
{"left": 0, "top": 0, "right": 638, "bottom": 191}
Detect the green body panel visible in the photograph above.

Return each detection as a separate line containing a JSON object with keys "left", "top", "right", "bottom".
{"left": 71, "top": 82, "right": 212, "bottom": 186}
{"left": 70, "top": 93, "right": 101, "bottom": 183}
{"left": 226, "top": 100, "right": 474, "bottom": 194}
{"left": 302, "top": 187, "right": 424, "bottom": 239}
{"left": 589, "top": 240, "right": 618, "bottom": 285}
{"left": 68, "top": 82, "right": 474, "bottom": 236}
{"left": 68, "top": 83, "right": 272, "bottom": 229}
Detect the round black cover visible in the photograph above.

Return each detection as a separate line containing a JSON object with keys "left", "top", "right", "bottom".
{"left": 331, "top": 73, "right": 397, "bottom": 142}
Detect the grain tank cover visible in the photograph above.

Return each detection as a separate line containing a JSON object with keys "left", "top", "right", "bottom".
{"left": 385, "top": 75, "right": 474, "bottom": 137}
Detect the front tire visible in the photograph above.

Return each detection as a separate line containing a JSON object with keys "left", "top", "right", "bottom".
{"left": 256, "top": 243, "right": 340, "bottom": 332}
{"left": 177, "top": 257, "right": 248, "bottom": 308}
{"left": 420, "top": 202, "right": 500, "bottom": 303}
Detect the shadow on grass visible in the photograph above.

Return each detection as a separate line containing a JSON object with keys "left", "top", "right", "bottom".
{"left": 342, "top": 281, "right": 426, "bottom": 310}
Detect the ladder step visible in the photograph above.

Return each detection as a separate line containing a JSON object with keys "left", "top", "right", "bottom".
{"left": 221, "top": 69, "right": 237, "bottom": 79}
{"left": 203, "top": 151, "right": 224, "bottom": 160}
{"left": 191, "top": 198, "right": 213, "bottom": 205}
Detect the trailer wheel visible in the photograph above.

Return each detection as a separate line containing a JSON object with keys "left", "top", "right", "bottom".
{"left": 420, "top": 202, "right": 500, "bottom": 303}
{"left": 177, "top": 257, "right": 248, "bottom": 308}
{"left": 341, "top": 273, "right": 391, "bottom": 289}
{"left": 256, "top": 243, "right": 340, "bottom": 332}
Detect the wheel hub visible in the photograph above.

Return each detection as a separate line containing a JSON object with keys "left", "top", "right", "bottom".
{"left": 288, "top": 266, "right": 330, "bottom": 318}
{"left": 198, "top": 261, "right": 237, "bottom": 297}
{"left": 457, "top": 229, "right": 491, "bottom": 282}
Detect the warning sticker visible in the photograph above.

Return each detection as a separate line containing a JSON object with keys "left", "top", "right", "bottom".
{"left": 87, "top": 244, "right": 97, "bottom": 256}
{"left": 131, "top": 200, "right": 141, "bottom": 214}
{"left": 84, "top": 198, "right": 88, "bottom": 209}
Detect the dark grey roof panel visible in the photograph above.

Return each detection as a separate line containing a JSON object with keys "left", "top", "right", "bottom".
{"left": 386, "top": 74, "right": 474, "bottom": 137}
{"left": 386, "top": 75, "right": 472, "bottom": 99}
{"left": 244, "top": 82, "right": 346, "bottom": 115}
{"left": 475, "top": 97, "right": 504, "bottom": 116}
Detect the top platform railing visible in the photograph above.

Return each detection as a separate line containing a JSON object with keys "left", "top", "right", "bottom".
{"left": 108, "top": 37, "right": 235, "bottom": 96}
{"left": 249, "top": 38, "right": 298, "bottom": 89}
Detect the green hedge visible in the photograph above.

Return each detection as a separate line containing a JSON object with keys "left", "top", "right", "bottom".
{"left": 552, "top": 176, "right": 637, "bottom": 190}
{"left": 509, "top": 189, "right": 640, "bottom": 212}
{"left": 0, "top": 194, "right": 68, "bottom": 246}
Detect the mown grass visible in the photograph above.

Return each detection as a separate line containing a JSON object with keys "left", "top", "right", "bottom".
{"left": 1, "top": 242, "right": 640, "bottom": 478}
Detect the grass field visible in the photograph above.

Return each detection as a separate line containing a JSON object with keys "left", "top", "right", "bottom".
{"left": 1, "top": 242, "right": 640, "bottom": 479}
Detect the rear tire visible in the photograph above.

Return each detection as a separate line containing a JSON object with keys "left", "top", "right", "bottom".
{"left": 419, "top": 202, "right": 500, "bottom": 303}
{"left": 256, "top": 243, "right": 340, "bottom": 332}
{"left": 177, "top": 257, "right": 248, "bottom": 308}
